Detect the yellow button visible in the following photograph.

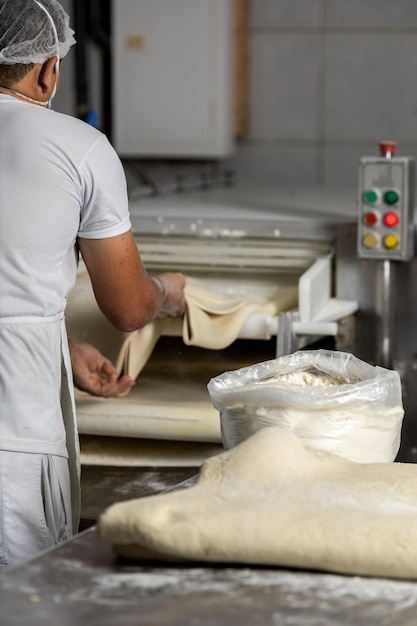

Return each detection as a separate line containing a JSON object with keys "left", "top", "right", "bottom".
{"left": 363, "top": 233, "right": 378, "bottom": 248}
{"left": 383, "top": 234, "right": 399, "bottom": 249}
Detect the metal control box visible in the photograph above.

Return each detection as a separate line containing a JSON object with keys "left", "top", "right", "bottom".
{"left": 358, "top": 156, "right": 415, "bottom": 261}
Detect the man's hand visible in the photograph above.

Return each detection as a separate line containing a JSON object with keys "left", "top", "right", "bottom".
{"left": 69, "top": 340, "right": 135, "bottom": 397}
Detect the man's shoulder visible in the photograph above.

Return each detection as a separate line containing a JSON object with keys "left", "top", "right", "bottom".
{"left": 50, "top": 108, "right": 104, "bottom": 141}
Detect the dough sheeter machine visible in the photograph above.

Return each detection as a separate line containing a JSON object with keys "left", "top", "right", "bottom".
{"left": 66, "top": 144, "right": 417, "bottom": 526}
{"left": 66, "top": 181, "right": 359, "bottom": 526}
{"left": 66, "top": 184, "right": 358, "bottom": 469}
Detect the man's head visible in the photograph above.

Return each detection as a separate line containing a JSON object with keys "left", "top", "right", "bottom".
{"left": 0, "top": 0, "right": 75, "bottom": 87}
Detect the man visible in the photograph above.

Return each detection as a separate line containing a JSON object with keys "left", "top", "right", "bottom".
{"left": 0, "top": 0, "right": 186, "bottom": 565}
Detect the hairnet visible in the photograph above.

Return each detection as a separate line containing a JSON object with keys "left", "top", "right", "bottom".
{"left": 0, "top": 0, "right": 76, "bottom": 65}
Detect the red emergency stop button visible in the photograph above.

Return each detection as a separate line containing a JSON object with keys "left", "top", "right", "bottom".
{"left": 379, "top": 141, "right": 398, "bottom": 157}
{"left": 383, "top": 212, "right": 399, "bottom": 227}
{"left": 364, "top": 211, "right": 378, "bottom": 225}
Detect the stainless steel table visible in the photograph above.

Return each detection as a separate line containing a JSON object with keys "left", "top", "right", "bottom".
{"left": 79, "top": 464, "right": 198, "bottom": 529}
{"left": 2, "top": 524, "right": 417, "bottom": 626}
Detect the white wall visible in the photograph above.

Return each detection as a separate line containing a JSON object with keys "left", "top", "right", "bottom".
{"left": 228, "top": 0, "right": 417, "bottom": 188}
{"left": 53, "top": 0, "right": 417, "bottom": 190}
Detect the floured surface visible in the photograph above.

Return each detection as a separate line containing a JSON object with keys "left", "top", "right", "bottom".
{"left": 6, "top": 526, "right": 417, "bottom": 626}
{"left": 98, "top": 427, "right": 417, "bottom": 579}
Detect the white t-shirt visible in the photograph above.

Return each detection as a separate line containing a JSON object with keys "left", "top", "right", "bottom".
{"left": 0, "top": 95, "right": 131, "bottom": 456}
{"left": 0, "top": 94, "right": 131, "bottom": 318}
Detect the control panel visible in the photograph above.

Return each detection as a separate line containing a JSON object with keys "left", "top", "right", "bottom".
{"left": 358, "top": 141, "right": 415, "bottom": 261}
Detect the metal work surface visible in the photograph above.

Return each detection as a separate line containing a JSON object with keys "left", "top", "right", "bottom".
{"left": 2, "top": 528, "right": 417, "bottom": 626}
{"left": 80, "top": 465, "right": 198, "bottom": 529}
{"left": 336, "top": 224, "right": 417, "bottom": 462}
{"left": 129, "top": 184, "right": 356, "bottom": 240}
{"left": 128, "top": 185, "right": 352, "bottom": 276}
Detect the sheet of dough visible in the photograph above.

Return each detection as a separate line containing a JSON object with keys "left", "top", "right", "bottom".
{"left": 66, "top": 272, "right": 297, "bottom": 382}
{"left": 75, "top": 376, "right": 221, "bottom": 443}
{"left": 74, "top": 340, "right": 233, "bottom": 442}
{"left": 80, "top": 436, "right": 223, "bottom": 467}
{"left": 97, "top": 427, "right": 417, "bottom": 580}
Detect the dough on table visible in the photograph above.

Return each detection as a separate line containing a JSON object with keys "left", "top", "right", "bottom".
{"left": 97, "top": 427, "right": 417, "bottom": 579}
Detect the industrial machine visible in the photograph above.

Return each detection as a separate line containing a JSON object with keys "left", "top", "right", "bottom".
{"left": 66, "top": 184, "right": 358, "bottom": 461}
{"left": 6, "top": 151, "right": 417, "bottom": 621}
{"left": 66, "top": 147, "right": 417, "bottom": 467}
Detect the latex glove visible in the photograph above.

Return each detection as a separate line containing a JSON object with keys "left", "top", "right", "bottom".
{"left": 152, "top": 272, "right": 186, "bottom": 318}
{"left": 69, "top": 340, "right": 135, "bottom": 397}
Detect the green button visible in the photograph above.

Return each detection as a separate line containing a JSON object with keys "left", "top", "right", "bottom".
{"left": 384, "top": 189, "right": 400, "bottom": 205}
{"left": 363, "top": 189, "right": 378, "bottom": 204}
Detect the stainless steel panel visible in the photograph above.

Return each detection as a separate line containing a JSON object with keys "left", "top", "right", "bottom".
{"left": 336, "top": 223, "right": 417, "bottom": 462}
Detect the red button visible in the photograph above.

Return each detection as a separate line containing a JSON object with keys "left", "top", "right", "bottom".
{"left": 379, "top": 140, "right": 398, "bottom": 157}
{"left": 383, "top": 212, "right": 399, "bottom": 227}
{"left": 364, "top": 212, "right": 378, "bottom": 225}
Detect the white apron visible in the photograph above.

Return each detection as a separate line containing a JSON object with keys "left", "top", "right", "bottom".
{"left": 0, "top": 313, "right": 80, "bottom": 533}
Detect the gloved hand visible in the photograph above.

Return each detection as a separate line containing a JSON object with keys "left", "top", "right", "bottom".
{"left": 152, "top": 272, "right": 186, "bottom": 318}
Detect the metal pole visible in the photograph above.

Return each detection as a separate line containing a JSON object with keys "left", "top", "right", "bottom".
{"left": 376, "top": 259, "right": 394, "bottom": 368}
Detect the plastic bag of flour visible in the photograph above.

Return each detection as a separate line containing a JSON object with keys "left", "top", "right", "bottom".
{"left": 207, "top": 349, "right": 404, "bottom": 463}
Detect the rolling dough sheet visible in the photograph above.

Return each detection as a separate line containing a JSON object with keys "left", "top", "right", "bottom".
{"left": 80, "top": 436, "right": 223, "bottom": 467}
{"left": 66, "top": 271, "right": 296, "bottom": 442}
{"left": 66, "top": 272, "right": 298, "bottom": 382}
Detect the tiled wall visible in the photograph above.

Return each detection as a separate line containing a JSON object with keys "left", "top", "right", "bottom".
{"left": 231, "top": 0, "right": 417, "bottom": 189}
{"left": 54, "top": 0, "right": 417, "bottom": 191}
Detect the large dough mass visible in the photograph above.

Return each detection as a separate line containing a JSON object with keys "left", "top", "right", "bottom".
{"left": 97, "top": 427, "right": 417, "bottom": 579}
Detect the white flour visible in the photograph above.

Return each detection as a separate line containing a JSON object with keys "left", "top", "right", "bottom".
{"left": 222, "top": 370, "right": 402, "bottom": 463}
{"left": 88, "top": 567, "right": 417, "bottom": 606}
{"left": 9, "top": 556, "right": 417, "bottom": 616}
{"left": 57, "top": 562, "right": 417, "bottom": 618}
{"left": 266, "top": 371, "right": 347, "bottom": 387}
